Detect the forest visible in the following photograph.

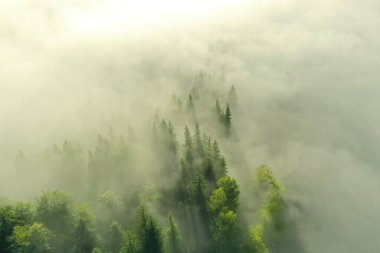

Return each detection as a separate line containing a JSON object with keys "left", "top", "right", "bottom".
{"left": 0, "top": 82, "right": 303, "bottom": 253}
{"left": 1, "top": 0, "right": 379, "bottom": 252}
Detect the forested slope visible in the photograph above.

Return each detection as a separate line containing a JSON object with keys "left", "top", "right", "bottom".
{"left": 0, "top": 84, "right": 302, "bottom": 253}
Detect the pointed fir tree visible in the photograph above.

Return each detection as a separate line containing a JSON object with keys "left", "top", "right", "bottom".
{"left": 218, "top": 157, "right": 228, "bottom": 179}
{"left": 224, "top": 104, "right": 232, "bottom": 136}
{"left": 165, "top": 215, "right": 185, "bottom": 253}
{"left": 121, "top": 231, "right": 139, "bottom": 253}
{"left": 135, "top": 206, "right": 164, "bottom": 253}
{"left": 190, "top": 175, "right": 209, "bottom": 223}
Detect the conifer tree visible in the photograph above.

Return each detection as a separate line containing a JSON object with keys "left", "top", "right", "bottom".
{"left": 190, "top": 175, "right": 207, "bottom": 209}
{"left": 218, "top": 157, "right": 228, "bottom": 178}
{"left": 212, "top": 141, "right": 221, "bottom": 162}
{"left": 121, "top": 231, "right": 139, "bottom": 253}
{"left": 135, "top": 206, "right": 164, "bottom": 253}
{"left": 224, "top": 104, "right": 232, "bottom": 136}
{"left": 202, "top": 154, "right": 216, "bottom": 187}
{"left": 165, "top": 215, "right": 185, "bottom": 253}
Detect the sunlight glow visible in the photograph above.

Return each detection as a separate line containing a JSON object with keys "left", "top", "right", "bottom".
{"left": 64, "top": 0, "right": 251, "bottom": 36}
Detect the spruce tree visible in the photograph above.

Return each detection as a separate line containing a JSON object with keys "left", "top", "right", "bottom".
{"left": 135, "top": 206, "right": 164, "bottom": 253}
{"left": 121, "top": 231, "right": 139, "bottom": 253}
{"left": 190, "top": 175, "right": 207, "bottom": 208}
{"left": 165, "top": 215, "right": 185, "bottom": 253}
{"left": 224, "top": 104, "right": 232, "bottom": 136}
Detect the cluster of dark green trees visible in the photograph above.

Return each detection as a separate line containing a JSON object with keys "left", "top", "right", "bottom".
{"left": 0, "top": 84, "right": 300, "bottom": 253}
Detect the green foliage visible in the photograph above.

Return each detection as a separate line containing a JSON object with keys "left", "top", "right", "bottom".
{"left": 134, "top": 206, "right": 164, "bottom": 253}
{"left": 105, "top": 222, "right": 124, "bottom": 253}
{"left": 180, "top": 125, "right": 228, "bottom": 205}
{"left": 249, "top": 225, "right": 269, "bottom": 253}
{"left": 261, "top": 189, "right": 286, "bottom": 231}
{"left": 73, "top": 219, "right": 97, "bottom": 253}
{"left": 254, "top": 165, "right": 286, "bottom": 229}
{"left": 11, "top": 203, "right": 34, "bottom": 225}
{"left": 121, "top": 231, "right": 139, "bottom": 253}
{"left": 212, "top": 210, "right": 238, "bottom": 241}
{"left": 165, "top": 215, "right": 185, "bottom": 253}
{"left": 36, "top": 191, "right": 73, "bottom": 232}
{"left": 72, "top": 204, "right": 98, "bottom": 253}
{"left": 215, "top": 176, "right": 240, "bottom": 212}
{"left": 254, "top": 165, "right": 281, "bottom": 192}
{"left": 208, "top": 176, "right": 242, "bottom": 253}
{"left": 0, "top": 87, "right": 295, "bottom": 253}
{"left": 0, "top": 207, "right": 14, "bottom": 250}
{"left": 250, "top": 165, "right": 289, "bottom": 252}
{"left": 91, "top": 247, "right": 102, "bottom": 253}
{"left": 96, "top": 191, "right": 122, "bottom": 210}
{"left": 189, "top": 175, "right": 207, "bottom": 208}
{"left": 8, "top": 223, "right": 53, "bottom": 253}
{"left": 215, "top": 100, "right": 233, "bottom": 136}
{"left": 208, "top": 188, "right": 227, "bottom": 215}
{"left": 35, "top": 191, "right": 74, "bottom": 253}
{"left": 0, "top": 203, "right": 34, "bottom": 251}
{"left": 224, "top": 104, "right": 232, "bottom": 136}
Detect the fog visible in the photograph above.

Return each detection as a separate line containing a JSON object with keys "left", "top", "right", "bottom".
{"left": 1, "top": 0, "right": 379, "bottom": 252}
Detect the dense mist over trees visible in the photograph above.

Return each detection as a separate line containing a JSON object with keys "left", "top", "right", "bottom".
{"left": 0, "top": 85, "right": 301, "bottom": 252}
{"left": 1, "top": 0, "right": 380, "bottom": 252}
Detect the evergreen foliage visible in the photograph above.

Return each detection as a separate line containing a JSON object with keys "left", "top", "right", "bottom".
{"left": 0, "top": 85, "right": 295, "bottom": 253}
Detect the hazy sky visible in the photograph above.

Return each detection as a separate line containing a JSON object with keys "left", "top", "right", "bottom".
{"left": 1, "top": 0, "right": 379, "bottom": 252}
